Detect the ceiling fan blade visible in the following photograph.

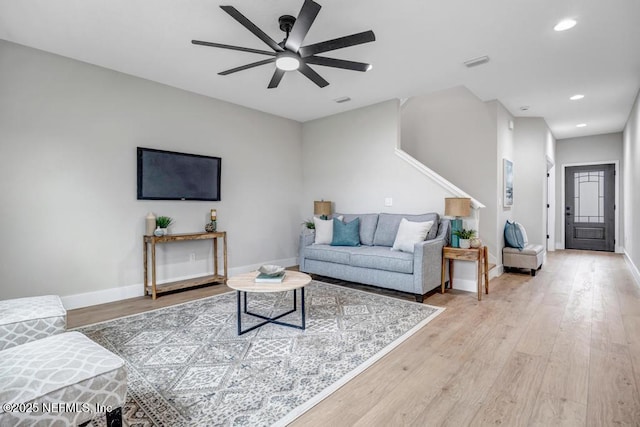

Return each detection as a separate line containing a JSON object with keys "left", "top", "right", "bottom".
{"left": 299, "top": 30, "right": 376, "bottom": 57}
{"left": 305, "top": 56, "right": 371, "bottom": 72}
{"left": 298, "top": 62, "right": 329, "bottom": 88}
{"left": 220, "top": 5, "right": 284, "bottom": 52}
{"left": 268, "top": 69, "right": 286, "bottom": 89}
{"left": 218, "top": 58, "right": 275, "bottom": 76}
{"left": 192, "top": 40, "right": 276, "bottom": 56}
{"left": 285, "top": 0, "right": 321, "bottom": 52}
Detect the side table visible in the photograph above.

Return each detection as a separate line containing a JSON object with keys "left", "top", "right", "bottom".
{"left": 441, "top": 246, "right": 489, "bottom": 301}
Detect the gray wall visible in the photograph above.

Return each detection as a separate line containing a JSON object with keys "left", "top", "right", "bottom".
{"left": 302, "top": 100, "right": 452, "bottom": 217}
{"left": 513, "top": 118, "right": 556, "bottom": 249}
{"left": 555, "top": 132, "right": 623, "bottom": 250}
{"left": 623, "top": 90, "right": 640, "bottom": 276}
{"left": 0, "top": 40, "right": 303, "bottom": 304}
{"left": 492, "top": 101, "right": 516, "bottom": 262}
{"left": 400, "top": 86, "right": 498, "bottom": 259}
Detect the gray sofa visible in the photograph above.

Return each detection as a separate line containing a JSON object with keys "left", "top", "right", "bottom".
{"left": 299, "top": 213, "right": 449, "bottom": 302}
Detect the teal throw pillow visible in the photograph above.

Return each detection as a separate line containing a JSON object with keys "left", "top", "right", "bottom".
{"left": 504, "top": 220, "right": 524, "bottom": 250}
{"left": 331, "top": 217, "right": 361, "bottom": 246}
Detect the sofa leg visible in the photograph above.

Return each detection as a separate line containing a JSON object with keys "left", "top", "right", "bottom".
{"left": 106, "top": 407, "right": 122, "bottom": 427}
{"left": 414, "top": 294, "right": 424, "bottom": 303}
{"left": 531, "top": 268, "right": 536, "bottom": 277}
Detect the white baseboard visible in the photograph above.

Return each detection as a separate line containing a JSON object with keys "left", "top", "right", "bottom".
{"left": 555, "top": 242, "right": 564, "bottom": 250}
{"left": 490, "top": 265, "right": 504, "bottom": 279}
{"left": 449, "top": 278, "right": 479, "bottom": 293}
{"left": 61, "top": 257, "right": 298, "bottom": 310}
{"left": 624, "top": 251, "right": 640, "bottom": 287}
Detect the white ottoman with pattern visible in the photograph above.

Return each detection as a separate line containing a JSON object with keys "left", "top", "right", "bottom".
{"left": 0, "top": 331, "right": 127, "bottom": 427}
{"left": 0, "top": 295, "right": 66, "bottom": 351}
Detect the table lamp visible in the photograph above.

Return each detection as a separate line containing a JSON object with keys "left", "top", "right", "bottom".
{"left": 445, "top": 197, "right": 471, "bottom": 248}
{"left": 314, "top": 200, "right": 332, "bottom": 220}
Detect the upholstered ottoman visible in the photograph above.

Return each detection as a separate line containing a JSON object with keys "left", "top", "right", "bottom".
{"left": 0, "top": 331, "right": 127, "bottom": 426}
{"left": 503, "top": 244, "right": 545, "bottom": 276}
{"left": 0, "top": 295, "right": 66, "bottom": 351}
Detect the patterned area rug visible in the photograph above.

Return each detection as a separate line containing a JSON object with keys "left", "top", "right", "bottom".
{"left": 79, "top": 281, "right": 443, "bottom": 426}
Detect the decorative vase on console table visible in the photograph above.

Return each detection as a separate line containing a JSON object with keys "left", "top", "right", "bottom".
{"left": 205, "top": 209, "right": 217, "bottom": 232}
{"left": 145, "top": 212, "right": 156, "bottom": 236}
{"left": 445, "top": 197, "right": 471, "bottom": 248}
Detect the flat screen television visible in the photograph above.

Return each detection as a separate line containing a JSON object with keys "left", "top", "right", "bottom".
{"left": 137, "top": 147, "right": 221, "bottom": 201}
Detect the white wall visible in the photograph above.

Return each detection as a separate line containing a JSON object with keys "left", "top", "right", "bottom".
{"left": 513, "top": 118, "right": 555, "bottom": 248}
{"left": 492, "top": 101, "right": 515, "bottom": 266}
{"left": 302, "top": 100, "right": 451, "bottom": 216}
{"left": 399, "top": 86, "right": 497, "bottom": 258}
{"left": 554, "top": 132, "right": 623, "bottom": 251}
{"left": 0, "top": 40, "right": 303, "bottom": 304}
{"left": 623, "top": 90, "right": 640, "bottom": 282}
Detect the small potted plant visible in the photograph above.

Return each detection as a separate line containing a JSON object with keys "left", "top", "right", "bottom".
{"left": 156, "top": 216, "right": 174, "bottom": 236}
{"left": 453, "top": 228, "right": 476, "bottom": 249}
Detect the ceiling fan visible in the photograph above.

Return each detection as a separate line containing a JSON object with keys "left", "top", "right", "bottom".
{"left": 191, "top": 0, "right": 375, "bottom": 89}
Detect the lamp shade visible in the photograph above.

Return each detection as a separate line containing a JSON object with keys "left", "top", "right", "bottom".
{"left": 314, "top": 200, "right": 332, "bottom": 217}
{"left": 445, "top": 197, "right": 471, "bottom": 217}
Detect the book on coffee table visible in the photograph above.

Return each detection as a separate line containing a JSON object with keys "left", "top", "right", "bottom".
{"left": 255, "top": 271, "right": 285, "bottom": 283}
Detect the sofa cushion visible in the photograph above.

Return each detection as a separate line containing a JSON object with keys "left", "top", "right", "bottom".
{"left": 313, "top": 215, "right": 343, "bottom": 244}
{"left": 303, "top": 245, "right": 358, "bottom": 265}
{"left": 350, "top": 246, "right": 414, "bottom": 274}
{"left": 392, "top": 218, "right": 434, "bottom": 253}
{"left": 373, "top": 213, "right": 440, "bottom": 247}
{"left": 336, "top": 213, "right": 379, "bottom": 246}
{"left": 331, "top": 217, "right": 360, "bottom": 246}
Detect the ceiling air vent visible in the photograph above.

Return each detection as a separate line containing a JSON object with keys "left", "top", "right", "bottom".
{"left": 464, "top": 56, "right": 490, "bottom": 68}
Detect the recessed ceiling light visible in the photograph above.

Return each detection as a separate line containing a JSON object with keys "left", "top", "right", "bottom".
{"left": 334, "top": 96, "right": 351, "bottom": 104}
{"left": 576, "top": 123, "right": 587, "bottom": 128}
{"left": 520, "top": 106, "right": 530, "bottom": 111}
{"left": 570, "top": 94, "right": 584, "bottom": 100}
{"left": 554, "top": 19, "right": 577, "bottom": 32}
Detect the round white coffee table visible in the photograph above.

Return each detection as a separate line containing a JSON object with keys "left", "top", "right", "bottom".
{"left": 226, "top": 270, "right": 311, "bottom": 335}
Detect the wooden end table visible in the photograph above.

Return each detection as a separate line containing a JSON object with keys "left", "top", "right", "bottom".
{"left": 226, "top": 271, "right": 312, "bottom": 335}
{"left": 143, "top": 231, "right": 227, "bottom": 299}
{"left": 441, "top": 246, "right": 489, "bottom": 301}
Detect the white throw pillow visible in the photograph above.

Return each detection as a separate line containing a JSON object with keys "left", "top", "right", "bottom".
{"left": 515, "top": 222, "right": 528, "bottom": 245}
{"left": 313, "top": 216, "right": 343, "bottom": 245}
{"left": 391, "top": 218, "right": 434, "bottom": 253}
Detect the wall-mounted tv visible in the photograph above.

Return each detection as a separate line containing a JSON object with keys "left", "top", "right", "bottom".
{"left": 137, "top": 147, "right": 221, "bottom": 201}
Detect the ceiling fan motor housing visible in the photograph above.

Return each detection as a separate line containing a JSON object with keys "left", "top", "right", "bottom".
{"left": 279, "top": 15, "right": 296, "bottom": 35}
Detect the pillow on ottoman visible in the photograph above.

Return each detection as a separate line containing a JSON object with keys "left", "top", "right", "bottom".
{"left": 391, "top": 218, "right": 434, "bottom": 253}
{"left": 504, "top": 220, "right": 525, "bottom": 250}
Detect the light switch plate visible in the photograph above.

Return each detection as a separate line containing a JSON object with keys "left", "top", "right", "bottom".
{"left": 384, "top": 197, "right": 393, "bottom": 207}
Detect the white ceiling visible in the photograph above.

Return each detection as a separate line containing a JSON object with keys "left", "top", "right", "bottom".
{"left": 1, "top": 0, "right": 639, "bottom": 139}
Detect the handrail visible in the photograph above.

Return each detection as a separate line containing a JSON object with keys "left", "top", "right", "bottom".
{"left": 394, "top": 147, "right": 486, "bottom": 209}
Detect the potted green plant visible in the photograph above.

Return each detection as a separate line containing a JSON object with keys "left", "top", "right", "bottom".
{"left": 302, "top": 219, "right": 315, "bottom": 230}
{"left": 156, "top": 216, "right": 174, "bottom": 235}
{"left": 453, "top": 228, "right": 476, "bottom": 249}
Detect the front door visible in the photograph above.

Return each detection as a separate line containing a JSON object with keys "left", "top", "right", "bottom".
{"left": 565, "top": 164, "right": 615, "bottom": 251}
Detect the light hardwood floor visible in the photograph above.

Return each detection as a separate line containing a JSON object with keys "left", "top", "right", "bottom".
{"left": 68, "top": 250, "right": 640, "bottom": 426}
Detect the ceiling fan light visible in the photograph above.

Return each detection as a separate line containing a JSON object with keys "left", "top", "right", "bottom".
{"left": 275, "top": 54, "right": 300, "bottom": 71}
